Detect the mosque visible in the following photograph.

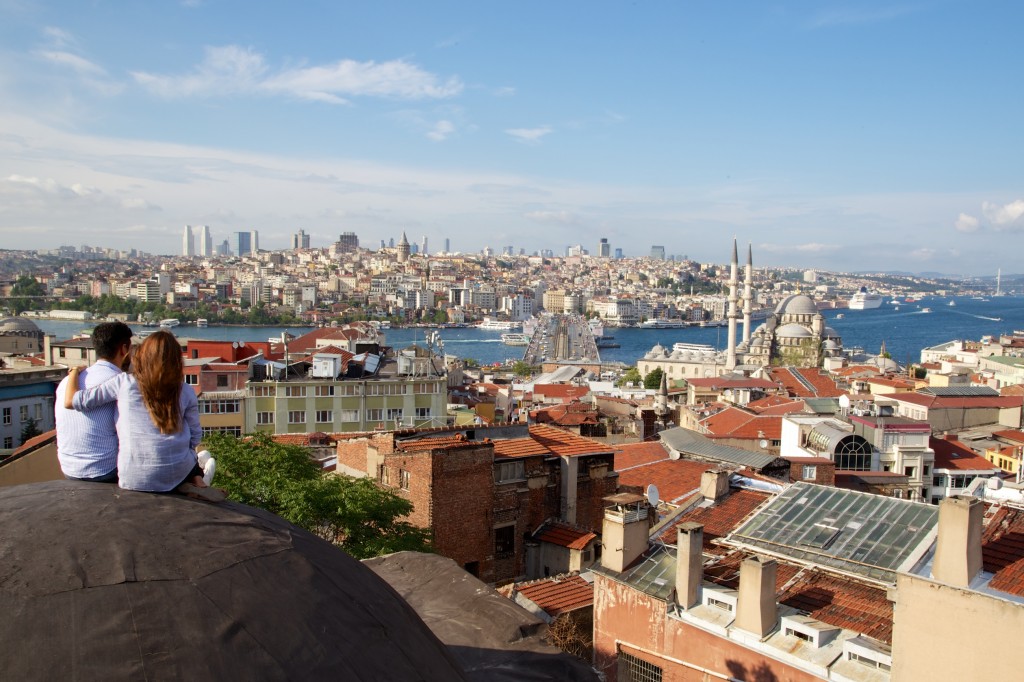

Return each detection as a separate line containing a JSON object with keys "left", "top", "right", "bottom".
{"left": 638, "top": 240, "right": 844, "bottom": 381}
{"left": 0, "top": 317, "right": 44, "bottom": 356}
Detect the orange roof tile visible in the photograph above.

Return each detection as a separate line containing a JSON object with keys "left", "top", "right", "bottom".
{"left": 614, "top": 441, "right": 670, "bottom": 470}
{"left": 535, "top": 522, "right": 598, "bottom": 551}
{"left": 983, "top": 506, "right": 1024, "bottom": 598}
{"left": 930, "top": 436, "right": 1000, "bottom": 472}
{"left": 617, "top": 459, "right": 710, "bottom": 505}
{"left": 515, "top": 575, "right": 594, "bottom": 617}
{"left": 493, "top": 437, "right": 552, "bottom": 458}
{"left": 662, "top": 489, "right": 770, "bottom": 549}
{"left": 528, "top": 424, "right": 609, "bottom": 457}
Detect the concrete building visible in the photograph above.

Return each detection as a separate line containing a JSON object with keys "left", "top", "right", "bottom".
{"left": 197, "top": 225, "right": 212, "bottom": 257}
{"left": 182, "top": 225, "right": 194, "bottom": 257}
{"left": 0, "top": 365, "right": 64, "bottom": 452}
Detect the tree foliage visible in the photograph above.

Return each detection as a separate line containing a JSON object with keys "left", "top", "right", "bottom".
{"left": 643, "top": 367, "right": 664, "bottom": 390}
{"left": 205, "top": 432, "right": 432, "bottom": 559}
{"left": 617, "top": 367, "right": 642, "bottom": 387}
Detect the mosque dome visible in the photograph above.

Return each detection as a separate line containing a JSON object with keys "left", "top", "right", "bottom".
{"left": 0, "top": 481, "right": 465, "bottom": 681}
{"left": 774, "top": 295, "right": 818, "bottom": 316}
{"left": 823, "top": 339, "right": 839, "bottom": 351}
{"left": 750, "top": 337, "right": 764, "bottom": 347}
{"left": 0, "top": 317, "right": 42, "bottom": 334}
{"left": 776, "top": 323, "right": 813, "bottom": 338}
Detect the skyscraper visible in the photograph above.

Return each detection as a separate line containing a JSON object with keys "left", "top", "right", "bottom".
{"left": 234, "top": 231, "right": 252, "bottom": 258}
{"left": 337, "top": 232, "right": 359, "bottom": 252}
{"left": 444, "top": 238, "right": 450, "bottom": 254}
{"left": 421, "top": 236, "right": 428, "bottom": 256}
{"left": 292, "top": 229, "right": 310, "bottom": 250}
{"left": 598, "top": 238, "right": 610, "bottom": 258}
{"left": 198, "top": 225, "right": 212, "bottom": 257}
{"left": 182, "top": 225, "right": 194, "bottom": 257}
{"left": 650, "top": 245, "right": 665, "bottom": 260}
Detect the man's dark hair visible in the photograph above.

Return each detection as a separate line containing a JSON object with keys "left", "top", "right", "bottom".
{"left": 92, "top": 322, "right": 134, "bottom": 361}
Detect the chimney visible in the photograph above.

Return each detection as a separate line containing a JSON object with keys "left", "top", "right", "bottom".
{"left": 600, "top": 494, "right": 650, "bottom": 573}
{"left": 735, "top": 556, "right": 777, "bottom": 638}
{"left": 700, "top": 469, "right": 730, "bottom": 503}
{"left": 932, "top": 496, "right": 983, "bottom": 587}
{"left": 675, "top": 522, "right": 704, "bottom": 609}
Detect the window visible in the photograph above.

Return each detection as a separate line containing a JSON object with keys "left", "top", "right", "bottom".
{"left": 316, "top": 410, "right": 333, "bottom": 423}
{"left": 413, "top": 382, "right": 439, "bottom": 394}
{"left": 256, "top": 411, "right": 274, "bottom": 425}
{"left": 216, "top": 374, "right": 229, "bottom": 388}
{"left": 386, "top": 408, "right": 403, "bottom": 421}
{"left": 706, "top": 597, "right": 734, "bottom": 612}
{"left": 33, "top": 404, "right": 42, "bottom": 420}
{"left": 367, "top": 383, "right": 407, "bottom": 396}
{"left": 200, "top": 400, "right": 240, "bottom": 414}
{"left": 285, "top": 386, "right": 307, "bottom": 397}
{"left": 3, "top": 437, "right": 11, "bottom": 449}
{"left": 785, "top": 627, "right": 814, "bottom": 643}
{"left": 849, "top": 652, "right": 891, "bottom": 672}
{"left": 801, "top": 465, "right": 817, "bottom": 480}
{"left": 287, "top": 411, "right": 306, "bottom": 424}
{"left": 494, "top": 461, "right": 525, "bottom": 483}
{"left": 340, "top": 409, "right": 359, "bottom": 422}
{"left": 2, "top": 407, "right": 10, "bottom": 425}
{"left": 495, "top": 525, "right": 515, "bottom": 560}
{"left": 618, "top": 651, "right": 663, "bottom": 682}
{"left": 415, "top": 407, "right": 431, "bottom": 418}
{"left": 933, "top": 474, "right": 945, "bottom": 487}
{"left": 58, "top": 348, "right": 66, "bottom": 358}
{"left": 904, "top": 466, "right": 917, "bottom": 479}
{"left": 185, "top": 374, "right": 198, "bottom": 385}
{"left": 399, "top": 469, "right": 410, "bottom": 490}
{"left": 366, "top": 408, "right": 383, "bottom": 421}
{"left": 315, "top": 385, "right": 335, "bottom": 397}
{"left": 20, "top": 405, "right": 29, "bottom": 423}
{"left": 340, "top": 384, "right": 360, "bottom": 396}
{"left": 250, "top": 385, "right": 276, "bottom": 397}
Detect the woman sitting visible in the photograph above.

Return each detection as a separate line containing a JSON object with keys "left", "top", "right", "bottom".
{"left": 65, "top": 330, "right": 225, "bottom": 502}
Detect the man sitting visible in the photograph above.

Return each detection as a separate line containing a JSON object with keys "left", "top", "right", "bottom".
{"left": 55, "top": 322, "right": 133, "bottom": 482}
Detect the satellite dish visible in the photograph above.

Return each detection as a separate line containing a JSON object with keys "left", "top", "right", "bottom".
{"left": 239, "top": 341, "right": 246, "bottom": 347}
{"left": 646, "top": 484, "right": 660, "bottom": 508}
{"left": 232, "top": 341, "right": 239, "bottom": 349}
{"left": 759, "top": 439, "right": 769, "bottom": 449}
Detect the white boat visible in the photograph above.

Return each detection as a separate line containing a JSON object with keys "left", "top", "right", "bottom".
{"left": 478, "top": 317, "right": 521, "bottom": 331}
{"left": 641, "top": 318, "right": 687, "bottom": 329}
{"left": 848, "top": 287, "right": 883, "bottom": 310}
{"left": 501, "top": 333, "right": 530, "bottom": 346}
{"left": 948, "top": 301, "right": 956, "bottom": 307}
{"left": 159, "top": 319, "right": 180, "bottom": 328}
{"left": 921, "top": 308, "right": 932, "bottom": 313}
{"left": 836, "top": 313, "right": 845, "bottom": 319}
{"left": 196, "top": 318, "right": 209, "bottom": 327}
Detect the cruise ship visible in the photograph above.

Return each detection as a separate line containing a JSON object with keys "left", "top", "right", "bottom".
{"left": 848, "top": 287, "right": 883, "bottom": 310}
{"left": 478, "top": 318, "right": 522, "bottom": 331}
{"left": 640, "top": 318, "right": 688, "bottom": 329}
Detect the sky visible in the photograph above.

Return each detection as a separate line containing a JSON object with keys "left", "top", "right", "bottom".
{"left": 0, "top": 1, "right": 1021, "bottom": 275}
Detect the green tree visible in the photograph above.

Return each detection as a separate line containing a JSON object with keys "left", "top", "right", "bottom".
{"left": 644, "top": 367, "right": 664, "bottom": 390}
{"left": 204, "top": 432, "right": 431, "bottom": 559}
{"left": 617, "top": 367, "right": 642, "bottom": 387}
{"left": 511, "top": 361, "right": 536, "bottom": 377}
{"left": 20, "top": 418, "right": 42, "bottom": 445}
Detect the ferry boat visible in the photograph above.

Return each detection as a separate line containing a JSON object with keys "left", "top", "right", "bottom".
{"left": 501, "top": 333, "right": 530, "bottom": 346}
{"left": 478, "top": 317, "right": 522, "bottom": 331}
{"left": 196, "top": 318, "right": 209, "bottom": 327}
{"left": 920, "top": 308, "right": 932, "bottom": 314}
{"left": 641, "top": 318, "right": 687, "bottom": 329}
{"left": 159, "top": 319, "right": 180, "bottom": 328}
{"left": 848, "top": 287, "right": 883, "bottom": 310}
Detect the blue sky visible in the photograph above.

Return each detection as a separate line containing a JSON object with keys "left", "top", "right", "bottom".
{"left": 0, "top": 1, "right": 1021, "bottom": 275}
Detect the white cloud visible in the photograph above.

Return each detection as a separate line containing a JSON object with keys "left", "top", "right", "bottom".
{"left": 808, "top": 6, "right": 916, "bottom": 29}
{"left": 35, "top": 50, "right": 106, "bottom": 77}
{"left": 132, "top": 45, "right": 463, "bottom": 103}
{"left": 427, "top": 120, "right": 455, "bottom": 142}
{"left": 493, "top": 86, "right": 516, "bottom": 97}
{"left": 505, "top": 126, "right": 552, "bottom": 143}
{"left": 759, "top": 242, "right": 839, "bottom": 254}
{"left": 42, "top": 26, "right": 76, "bottom": 49}
{"left": 983, "top": 199, "right": 1024, "bottom": 231}
{"left": 909, "top": 247, "right": 936, "bottom": 261}
{"left": 954, "top": 212, "right": 980, "bottom": 233}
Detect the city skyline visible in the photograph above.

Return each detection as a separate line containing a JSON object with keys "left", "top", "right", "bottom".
{"left": 0, "top": 2, "right": 1022, "bottom": 274}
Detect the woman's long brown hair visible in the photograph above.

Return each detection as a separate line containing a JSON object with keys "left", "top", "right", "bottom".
{"left": 133, "top": 331, "right": 184, "bottom": 434}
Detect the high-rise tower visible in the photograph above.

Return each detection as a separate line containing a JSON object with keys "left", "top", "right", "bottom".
{"left": 397, "top": 232, "right": 410, "bottom": 263}
{"left": 198, "top": 225, "right": 212, "bottom": 257}
{"left": 182, "top": 225, "right": 195, "bottom": 257}
{"left": 726, "top": 238, "right": 739, "bottom": 370}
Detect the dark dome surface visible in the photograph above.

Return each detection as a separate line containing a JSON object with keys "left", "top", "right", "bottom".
{"left": 0, "top": 481, "right": 465, "bottom": 681}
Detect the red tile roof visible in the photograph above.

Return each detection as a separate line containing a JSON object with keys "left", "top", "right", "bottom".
{"left": 892, "top": 393, "right": 1023, "bottom": 409}
{"left": 528, "top": 424, "right": 609, "bottom": 457}
{"left": 617, "top": 459, "right": 712, "bottom": 505}
{"left": 515, "top": 575, "right": 594, "bottom": 617}
{"left": 397, "top": 435, "right": 481, "bottom": 452}
{"left": 704, "top": 552, "right": 894, "bottom": 643}
{"left": 993, "top": 429, "right": 1024, "bottom": 444}
{"left": 614, "top": 441, "right": 670, "bottom": 470}
{"left": 701, "top": 407, "right": 785, "bottom": 440}
{"left": 930, "top": 436, "right": 1000, "bottom": 472}
{"left": 531, "top": 401, "right": 600, "bottom": 426}
{"left": 662, "top": 489, "right": 770, "bottom": 549}
{"left": 768, "top": 368, "right": 844, "bottom": 398}
{"left": 493, "top": 437, "right": 552, "bottom": 459}
{"left": 535, "top": 522, "right": 597, "bottom": 551}
{"left": 686, "top": 377, "right": 779, "bottom": 390}
{"left": 983, "top": 506, "right": 1024, "bottom": 598}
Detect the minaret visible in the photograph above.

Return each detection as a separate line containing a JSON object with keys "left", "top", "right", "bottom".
{"left": 654, "top": 372, "right": 670, "bottom": 429}
{"left": 742, "top": 242, "right": 753, "bottom": 344}
{"left": 726, "top": 238, "right": 739, "bottom": 370}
